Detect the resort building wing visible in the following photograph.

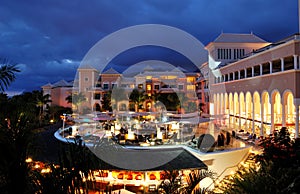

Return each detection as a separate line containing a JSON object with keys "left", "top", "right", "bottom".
{"left": 209, "top": 33, "right": 300, "bottom": 138}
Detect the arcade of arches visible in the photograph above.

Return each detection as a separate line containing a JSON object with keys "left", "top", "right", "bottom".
{"left": 213, "top": 90, "right": 299, "bottom": 138}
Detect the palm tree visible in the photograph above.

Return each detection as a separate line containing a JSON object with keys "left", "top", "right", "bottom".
{"left": 66, "top": 92, "right": 86, "bottom": 113}
{"left": 0, "top": 93, "right": 9, "bottom": 121}
{"left": 0, "top": 58, "right": 20, "bottom": 92}
{"left": 158, "top": 169, "right": 216, "bottom": 194}
{"left": 129, "top": 88, "right": 146, "bottom": 112}
{"left": 184, "top": 169, "right": 216, "bottom": 194}
{"left": 111, "top": 87, "right": 128, "bottom": 111}
{"left": 0, "top": 111, "right": 36, "bottom": 194}
{"left": 176, "top": 92, "right": 190, "bottom": 113}
{"left": 158, "top": 170, "right": 183, "bottom": 194}
{"left": 157, "top": 93, "right": 180, "bottom": 112}
{"left": 101, "top": 91, "right": 112, "bottom": 112}
{"left": 32, "top": 90, "right": 52, "bottom": 126}
{"left": 225, "top": 127, "right": 300, "bottom": 193}
{"left": 34, "top": 140, "right": 102, "bottom": 194}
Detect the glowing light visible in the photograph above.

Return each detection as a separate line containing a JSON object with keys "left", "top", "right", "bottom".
{"left": 25, "top": 158, "right": 32, "bottom": 163}
{"left": 157, "top": 131, "right": 163, "bottom": 139}
{"left": 41, "top": 168, "right": 51, "bottom": 173}
{"left": 126, "top": 131, "right": 135, "bottom": 140}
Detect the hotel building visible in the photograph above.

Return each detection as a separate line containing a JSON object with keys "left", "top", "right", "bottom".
{"left": 42, "top": 32, "right": 300, "bottom": 139}
{"left": 74, "top": 64, "right": 199, "bottom": 113}
{"left": 208, "top": 33, "right": 300, "bottom": 138}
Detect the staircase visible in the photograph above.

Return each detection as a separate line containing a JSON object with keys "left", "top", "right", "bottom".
{"left": 213, "top": 153, "right": 258, "bottom": 193}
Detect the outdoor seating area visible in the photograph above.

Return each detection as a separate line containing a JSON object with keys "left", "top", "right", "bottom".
{"left": 235, "top": 130, "right": 259, "bottom": 146}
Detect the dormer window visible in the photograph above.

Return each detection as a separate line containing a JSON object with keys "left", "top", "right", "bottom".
{"left": 217, "top": 48, "right": 232, "bottom": 60}
{"left": 233, "top": 49, "right": 245, "bottom": 59}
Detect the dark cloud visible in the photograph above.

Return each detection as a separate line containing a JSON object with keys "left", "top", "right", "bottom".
{"left": 0, "top": 0, "right": 298, "bottom": 92}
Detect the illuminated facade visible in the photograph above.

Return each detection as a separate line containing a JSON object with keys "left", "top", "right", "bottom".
{"left": 42, "top": 32, "right": 300, "bottom": 139}
{"left": 41, "top": 79, "right": 72, "bottom": 108}
{"left": 75, "top": 65, "right": 199, "bottom": 113}
{"left": 208, "top": 33, "right": 300, "bottom": 138}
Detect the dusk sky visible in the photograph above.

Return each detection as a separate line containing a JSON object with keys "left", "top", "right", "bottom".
{"left": 0, "top": 0, "right": 298, "bottom": 94}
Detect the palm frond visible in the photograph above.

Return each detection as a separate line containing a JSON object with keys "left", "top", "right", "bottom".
{"left": 0, "top": 58, "right": 20, "bottom": 92}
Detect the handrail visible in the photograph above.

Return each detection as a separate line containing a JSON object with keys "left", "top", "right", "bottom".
{"left": 206, "top": 150, "right": 251, "bottom": 190}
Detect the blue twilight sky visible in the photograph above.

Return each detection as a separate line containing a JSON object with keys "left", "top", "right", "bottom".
{"left": 0, "top": 0, "right": 298, "bottom": 95}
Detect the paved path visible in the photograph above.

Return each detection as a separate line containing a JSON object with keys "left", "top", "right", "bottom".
{"left": 32, "top": 122, "right": 63, "bottom": 163}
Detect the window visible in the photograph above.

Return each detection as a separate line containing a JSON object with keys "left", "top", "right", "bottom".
{"left": 146, "top": 84, "right": 151, "bottom": 91}
{"left": 85, "top": 77, "right": 89, "bottom": 82}
{"left": 138, "top": 84, "right": 143, "bottom": 89}
{"left": 186, "top": 85, "right": 195, "bottom": 90}
{"left": 240, "top": 69, "right": 245, "bottom": 79}
{"left": 187, "top": 77, "right": 195, "bottom": 83}
{"left": 103, "top": 83, "right": 109, "bottom": 90}
{"left": 178, "top": 85, "right": 184, "bottom": 90}
{"left": 217, "top": 48, "right": 232, "bottom": 60}
{"left": 234, "top": 49, "right": 245, "bottom": 59}
{"left": 234, "top": 71, "right": 239, "bottom": 80}
{"left": 112, "top": 83, "right": 117, "bottom": 89}
{"left": 154, "top": 84, "right": 160, "bottom": 90}
{"left": 94, "top": 93, "right": 101, "bottom": 100}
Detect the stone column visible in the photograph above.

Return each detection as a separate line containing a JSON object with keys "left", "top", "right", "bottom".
{"left": 239, "top": 96, "right": 242, "bottom": 130}
{"left": 252, "top": 66, "right": 254, "bottom": 77}
{"left": 238, "top": 70, "right": 241, "bottom": 79}
{"left": 271, "top": 100, "right": 275, "bottom": 134}
{"left": 244, "top": 68, "right": 247, "bottom": 78}
{"left": 233, "top": 97, "right": 236, "bottom": 128}
{"left": 260, "top": 64, "right": 263, "bottom": 75}
{"left": 260, "top": 99, "right": 264, "bottom": 137}
{"left": 269, "top": 61, "right": 273, "bottom": 74}
{"left": 223, "top": 95, "right": 226, "bottom": 115}
{"left": 214, "top": 95, "right": 218, "bottom": 116}
{"left": 281, "top": 58, "right": 284, "bottom": 72}
{"left": 252, "top": 101, "right": 255, "bottom": 134}
{"left": 294, "top": 55, "right": 298, "bottom": 69}
{"left": 228, "top": 99, "right": 231, "bottom": 127}
{"left": 295, "top": 105, "right": 299, "bottom": 138}
{"left": 294, "top": 98, "right": 300, "bottom": 139}
{"left": 245, "top": 99, "right": 249, "bottom": 130}
{"left": 282, "top": 98, "right": 286, "bottom": 127}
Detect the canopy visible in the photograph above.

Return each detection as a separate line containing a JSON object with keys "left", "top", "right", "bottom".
{"left": 90, "top": 139, "right": 207, "bottom": 171}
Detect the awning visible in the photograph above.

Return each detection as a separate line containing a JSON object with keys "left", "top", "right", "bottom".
{"left": 90, "top": 140, "right": 207, "bottom": 171}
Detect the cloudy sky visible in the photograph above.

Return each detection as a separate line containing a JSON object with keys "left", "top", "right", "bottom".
{"left": 0, "top": 0, "right": 298, "bottom": 94}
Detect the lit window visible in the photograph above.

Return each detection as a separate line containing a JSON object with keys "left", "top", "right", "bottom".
{"left": 187, "top": 77, "right": 195, "bottom": 83}
{"left": 147, "top": 84, "right": 151, "bottom": 91}
{"left": 187, "top": 85, "right": 195, "bottom": 90}
{"left": 167, "top": 76, "right": 177, "bottom": 79}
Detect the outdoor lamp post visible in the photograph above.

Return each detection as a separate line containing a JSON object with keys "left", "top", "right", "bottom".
{"left": 62, "top": 113, "right": 66, "bottom": 137}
